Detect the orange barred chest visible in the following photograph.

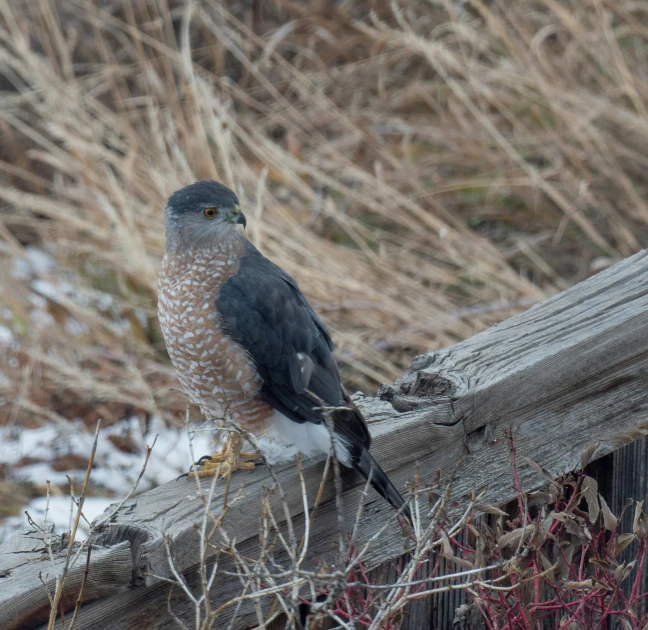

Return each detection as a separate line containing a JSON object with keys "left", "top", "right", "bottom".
{"left": 157, "top": 245, "right": 273, "bottom": 432}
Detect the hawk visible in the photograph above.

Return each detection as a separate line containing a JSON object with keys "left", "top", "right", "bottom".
{"left": 158, "top": 181, "right": 410, "bottom": 522}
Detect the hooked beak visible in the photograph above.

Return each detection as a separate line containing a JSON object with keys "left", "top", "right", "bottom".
{"left": 236, "top": 211, "right": 247, "bottom": 229}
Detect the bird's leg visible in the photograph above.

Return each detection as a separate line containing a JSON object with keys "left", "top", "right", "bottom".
{"left": 190, "top": 431, "right": 257, "bottom": 479}
{"left": 221, "top": 431, "right": 259, "bottom": 466}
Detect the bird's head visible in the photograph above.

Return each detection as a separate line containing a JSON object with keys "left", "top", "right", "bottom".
{"left": 164, "top": 181, "right": 246, "bottom": 253}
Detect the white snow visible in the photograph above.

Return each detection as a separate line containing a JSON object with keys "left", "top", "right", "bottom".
{"left": 26, "top": 247, "right": 56, "bottom": 275}
{"left": 0, "top": 325, "right": 13, "bottom": 345}
{"left": 0, "top": 417, "right": 215, "bottom": 543}
{"left": 11, "top": 246, "right": 56, "bottom": 280}
{"left": 0, "top": 496, "right": 114, "bottom": 542}
{"left": 31, "top": 279, "right": 61, "bottom": 301}
{"left": 11, "top": 256, "right": 32, "bottom": 280}
{"left": 0, "top": 417, "right": 214, "bottom": 490}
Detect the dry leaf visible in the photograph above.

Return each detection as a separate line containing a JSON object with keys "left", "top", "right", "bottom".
{"left": 615, "top": 533, "right": 636, "bottom": 556}
{"left": 563, "top": 515, "right": 580, "bottom": 536}
{"left": 633, "top": 500, "right": 648, "bottom": 540}
{"left": 589, "top": 558, "right": 614, "bottom": 575}
{"left": 557, "top": 541, "right": 578, "bottom": 580}
{"left": 564, "top": 579, "right": 594, "bottom": 591}
{"left": 599, "top": 494, "right": 618, "bottom": 531}
{"left": 440, "top": 529, "right": 453, "bottom": 557}
{"left": 614, "top": 560, "right": 636, "bottom": 584}
{"left": 439, "top": 528, "right": 474, "bottom": 569}
{"left": 498, "top": 524, "right": 535, "bottom": 549}
{"left": 524, "top": 457, "right": 555, "bottom": 483}
{"left": 539, "top": 551, "right": 556, "bottom": 583}
{"left": 444, "top": 555, "right": 475, "bottom": 570}
{"left": 559, "top": 616, "right": 583, "bottom": 630}
{"left": 580, "top": 442, "right": 599, "bottom": 469}
{"left": 581, "top": 476, "right": 600, "bottom": 524}
{"left": 475, "top": 536, "right": 486, "bottom": 568}
{"left": 527, "top": 490, "right": 551, "bottom": 506}
{"left": 474, "top": 503, "right": 508, "bottom": 516}
{"left": 467, "top": 524, "right": 482, "bottom": 539}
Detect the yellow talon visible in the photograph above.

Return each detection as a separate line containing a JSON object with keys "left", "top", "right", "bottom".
{"left": 188, "top": 433, "right": 258, "bottom": 480}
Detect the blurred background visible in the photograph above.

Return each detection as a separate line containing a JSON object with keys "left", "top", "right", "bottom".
{"left": 0, "top": 0, "right": 646, "bottom": 538}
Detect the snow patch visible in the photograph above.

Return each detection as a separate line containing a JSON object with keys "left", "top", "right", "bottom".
{"left": 0, "top": 496, "right": 114, "bottom": 543}
{"left": 0, "top": 418, "right": 214, "bottom": 490}
{"left": 0, "top": 325, "right": 13, "bottom": 345}
{"left": 11, "top": 247, "right": 57, "bottom": 280}
{"left": 26, "top": 247, "right": 56, "bottom": 275}
{"left": 0, "top": 417, "right": 216, "bottom": 540}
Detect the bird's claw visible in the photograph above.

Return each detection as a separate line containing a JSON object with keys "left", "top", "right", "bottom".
{"left": 179, "top": 446, "right": 259, "bottom": 481}
{"left": 192, "top": 451, "right": 258, "bottom": 467}
{"left": 177, "top": 431, "right": 260, "bottom": 482}
{"left": 188, "top": 451, "right": 257, "bottom": 479}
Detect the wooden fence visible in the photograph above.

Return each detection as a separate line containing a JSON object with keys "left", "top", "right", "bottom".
{"left": 2, "top": 249, "right": 648, "bottom": 629}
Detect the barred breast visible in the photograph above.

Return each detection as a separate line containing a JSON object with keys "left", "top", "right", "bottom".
{"left": 157, "top": 238, "right": 274, "bottom": 433}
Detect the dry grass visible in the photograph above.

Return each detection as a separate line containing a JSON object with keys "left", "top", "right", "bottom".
{"left": 0, "top": 0, "right": 647, "bottom": 435}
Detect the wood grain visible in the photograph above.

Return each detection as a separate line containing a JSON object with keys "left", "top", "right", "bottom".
{"left": 0, "top": 528, "right": 132, "bottom": 630}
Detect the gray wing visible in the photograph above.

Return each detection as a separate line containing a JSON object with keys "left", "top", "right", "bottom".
{"left": 217, "top": 240, "right": 370, "bottom": 447}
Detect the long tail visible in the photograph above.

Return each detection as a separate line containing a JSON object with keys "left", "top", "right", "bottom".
{"left": 353, "top": 448, "right": 412, "bottom": 524}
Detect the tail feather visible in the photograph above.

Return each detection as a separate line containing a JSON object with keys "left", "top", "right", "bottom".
{"left": 353, "top": 448, "right": 412, "bottom": 524}
{"left": 330, "top": 392, "right": 411, "bottom": 524}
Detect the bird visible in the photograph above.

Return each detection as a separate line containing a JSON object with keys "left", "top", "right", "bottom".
{"left": 158, "top": 180, "right": 410, "bottom": 523}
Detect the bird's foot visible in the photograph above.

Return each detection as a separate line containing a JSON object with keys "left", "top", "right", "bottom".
{"left": 179, "top": 431, "right": 260, "bottom": 481}
{"left": 189, "top": 451, "right": 257, "bottom": 479}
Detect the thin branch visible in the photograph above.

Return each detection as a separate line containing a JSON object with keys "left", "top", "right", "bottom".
{"left": 68, "top": 544, "right": 92, "bottom": 630}
{"left": 46, "top": 419, "right": 101, "bottom": 630}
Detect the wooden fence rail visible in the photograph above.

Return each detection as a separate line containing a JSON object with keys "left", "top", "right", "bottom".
{"left": 2, "top": 249, "right": 648, "bottom": 629}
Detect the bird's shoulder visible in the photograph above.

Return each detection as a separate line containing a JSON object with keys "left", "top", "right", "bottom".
{"left": 218, "top": 239, "right": 334, "bottom": 358}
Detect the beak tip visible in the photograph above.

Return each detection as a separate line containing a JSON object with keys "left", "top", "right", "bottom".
{"left": 236, "top": 212, "right": 247, "bottom": 229}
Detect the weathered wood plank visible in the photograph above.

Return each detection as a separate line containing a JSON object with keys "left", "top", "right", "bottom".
{"left": 24, "top": 249, "right": 648, "bottom": 628}
{"left": 0, "top": 528, "right": 132, "bottom": 630}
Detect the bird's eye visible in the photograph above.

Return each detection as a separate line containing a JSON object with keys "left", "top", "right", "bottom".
{"left": 203, "top": 207, "right": 218, "bottom": 219}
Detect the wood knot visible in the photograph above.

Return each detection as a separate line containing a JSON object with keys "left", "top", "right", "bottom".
{"left": 410, "top": 371, "right": 455, "bottom": 397}
{"left": 379, "top": 369, "right": 456, "bottom": 412}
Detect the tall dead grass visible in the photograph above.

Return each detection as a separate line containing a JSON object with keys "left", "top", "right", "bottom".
{"left": 0, "top": 0, "right": 646, "bottom": 429}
